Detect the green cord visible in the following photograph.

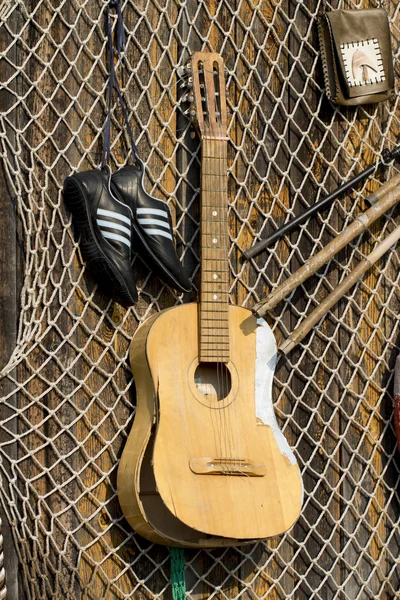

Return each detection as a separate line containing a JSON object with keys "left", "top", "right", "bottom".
{"left": 170, "top": 547, "right": 186, "bottom": 600}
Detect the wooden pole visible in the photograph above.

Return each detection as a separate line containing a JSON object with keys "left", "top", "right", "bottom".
{"left": 394, "top": 355, "right": 400, "bottom": 452}
{"left": 279, "top": 224, "right": 400, "bottom": 355}
{"left": 252, "top": 174, "right": 400, "bottom": 317}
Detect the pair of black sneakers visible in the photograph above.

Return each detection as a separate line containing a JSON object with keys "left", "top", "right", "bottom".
{"left": 63, "top": 160, "right": 192, "bottom": 306}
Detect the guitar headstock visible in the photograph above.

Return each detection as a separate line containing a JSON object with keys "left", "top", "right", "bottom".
{"left": 188, "top": 52, "right": 227, "bottom": 141}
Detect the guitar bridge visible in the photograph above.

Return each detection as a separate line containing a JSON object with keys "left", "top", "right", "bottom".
{"left": 189, "top": 457, "right": 266, "bottom": 477}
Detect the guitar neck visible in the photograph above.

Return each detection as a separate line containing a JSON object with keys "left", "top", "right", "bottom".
{"left": 199, "top": 138, "right": 230, "bottom": 363}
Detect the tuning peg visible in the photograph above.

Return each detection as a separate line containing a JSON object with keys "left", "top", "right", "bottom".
{"left": 177, "top": 65, "right": 188, "bottom": 78}
{"left": 181, "top": 104, "right": 197, "bottom": 120}
{"left": 181, "top": 92, "right": 195, "bottom": 104}
{"left": 177, "top": 62, "right": 192, "bottom": 78}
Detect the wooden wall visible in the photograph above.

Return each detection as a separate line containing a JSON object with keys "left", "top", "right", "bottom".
{"left": 0, "top": 0, "right": 399, "bottom": 598}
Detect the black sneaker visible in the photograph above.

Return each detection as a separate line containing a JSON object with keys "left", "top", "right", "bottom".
{"left": 63, "top": 167, "right": 138, "bottom": 307}
{"left": 111, "top": 159, "right": 192, "bottom": 293}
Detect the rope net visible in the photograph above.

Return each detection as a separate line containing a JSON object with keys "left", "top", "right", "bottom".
{"left": 0, "top": 0, "right": 399, "bottom": 598}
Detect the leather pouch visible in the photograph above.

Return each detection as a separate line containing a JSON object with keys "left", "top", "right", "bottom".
{"left": 317, "top": 8, "right": 395, "bottom": 106}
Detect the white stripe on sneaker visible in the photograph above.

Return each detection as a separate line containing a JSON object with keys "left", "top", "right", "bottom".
{"left": 96, "top": 219, "right": 131, "bottom": 237}
{"left": 101, "top": 230, "right": 131, "bottom": 248}
{"left": 143, "top": 228, "right": 173, "bottom": 240}
{"left": 138, "top": 218, "right": 170, "bottom": 229}
{"left": 97, "top": 208, "right": 131, "bottom": 225}
{"left": 136, "top": 207, "right": 169, "bottom": 218}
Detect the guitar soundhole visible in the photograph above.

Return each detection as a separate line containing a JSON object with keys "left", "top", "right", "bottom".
{"left": 194, "top": 362, "right": 232, "bottom": 402}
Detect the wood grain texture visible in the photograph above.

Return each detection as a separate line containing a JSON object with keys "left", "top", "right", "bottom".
{"left": 118, "top": 304, "right": 302, "bottom": 546}
{"left": 332, "top": 4, "right": 400, "bottom": 596}
{"left": 118, "top": 311, "right": 239, "bottom": 548}
{"left": 1, "top": 0, "right": 400, "bottom": 597}
{"left": 148, "top": 303, "right": 302, "bottom": 538}
{"left": 0, "top": 32, "right": 23, "bottom": 595}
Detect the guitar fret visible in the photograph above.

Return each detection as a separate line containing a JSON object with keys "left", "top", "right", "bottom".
{"left": 202, "top": 155, "right": 227, "bottom": 159}
{"left": 202, "top": 267, "right": 228, "bottom": 272}
{"left": 202, "top": 244, "right": 225, "bottom": 252}
{"left": 200, "top": 344, "right": 230, "bottom": 348}
{"left": 201, "top": 294, "right": 228, "bottom": 299}
{"left": 200, "top": 349, "right": 230, "bottom": 353}
{"left": 202, "top": 298, "right": 228, "bottom": 312}
{"left": 202, "top": 282, "right": 229, "bottom": 286}
{"left": 199, "top": 218, "right": 226, "bottom": 223}
{"left": 201, "top": 325, "right": 229, "bottom": 335}
{"left": 199, "top": 354, "right": 230, "bottom": 361}
{"left": 200, "top": 336, "right": 229, "bottom": 339}
{"left": 200, "top": 337, "right": 230, "bottom": 341}
{"left": 201, "top": 242, "right": 228, "bottom": 246}
{"left": 200, "top": 313, "right": 228, "bottom": 328}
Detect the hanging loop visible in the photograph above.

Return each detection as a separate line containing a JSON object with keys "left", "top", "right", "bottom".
{"left": 102, "top": 0, "right": 140, "bottom": 168}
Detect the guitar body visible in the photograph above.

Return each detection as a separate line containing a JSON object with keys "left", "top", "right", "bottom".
{"left": 118, "top": 303, "right": 302, "bottom": 544}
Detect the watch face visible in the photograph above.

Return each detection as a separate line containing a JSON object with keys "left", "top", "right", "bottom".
{"left": 340, "top": 39, "right": 386, "bottom": 87}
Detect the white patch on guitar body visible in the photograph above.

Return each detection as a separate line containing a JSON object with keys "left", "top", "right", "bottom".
{"left": 255, "top": 318, "right": 297, "bottom": 466}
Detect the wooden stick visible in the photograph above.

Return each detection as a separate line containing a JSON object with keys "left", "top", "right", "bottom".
{"left": 394, "top": 355, "right": 400, "bottom": 452}
{"left": 279, "top": 224, "right": 400, "bottom": 355}
{"left": 244, "top": 145, "right": 400, "bottom": 259}
{"left": 252, "top": 174, "right": 400, "bottom": 317}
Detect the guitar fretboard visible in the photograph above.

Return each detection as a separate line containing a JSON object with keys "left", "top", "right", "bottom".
{"left": 199, "top": 139, "right": 230, "bottom": 362}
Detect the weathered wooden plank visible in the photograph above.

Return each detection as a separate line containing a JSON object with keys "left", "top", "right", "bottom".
{"left": 0, "top": 94, "right": 25, "bottom": 600}
{"left": 25, "top": 0, "right": 108, "bottom": 594}
{"left": 337, "top": 107, "right": 399, "bottom": 599}
{"left": 0, "top": 0, "right": 399, "bottom": 598}
{"left": 67, "top": 1, "right": 183, "bottom": 598}
{"left": 0, "top": 3, "right": 37, "bottom": 599}
{"left": 284, "top": 2, "right": 344, "bottom": 598}
{"left": 332, "top": 1, "right": 400, "bottom": 595}
{"left": 231, "top": 0, "right": 301, "bottom": 598}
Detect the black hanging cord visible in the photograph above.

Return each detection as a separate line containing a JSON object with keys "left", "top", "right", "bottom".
{"left": 102, "top": 0, "right": 140, "bottom": 167}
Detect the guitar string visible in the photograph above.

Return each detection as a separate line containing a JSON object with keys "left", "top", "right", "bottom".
{"left": 211, "top": 113, "right": 236, "bottom": 474}
{"left": 212, "top": 131, "right": 235, "bottom": 473}
{"left": 221, "top": 138, "right": 234, "bottom": 474}
{"left": 214, "top": 132, "right": 233, "bottom": 471}
{"left": 217, "top": 135, "right": 234, "bottom": 472}
{"left": 202, "top": 67, "right": 226, "bottom": 468}
{"left": 222, "top": 139, "right": 242, "bottom": 476}
{"left": 217, "top": 89, "right": 242, "bottom": 475}
{"left": 208, "top": 130, "right": 228, "bottom": 468}
{"left": 205, "top": 139, "right": 245, "bottom": 476}
{"left": 205, "top": 139, "right": 229, "bottom": 467}
{"left": 215, "top": 93, "right": 246, "bottom": 478}
{"left": 202, "top": 137, "right": 224, "bottom": 469}
{"left": 201, "top": 62, "right": 247, "bottom": 478}
{"left": 200, "top": 65, "right": 222, "bottom": 472}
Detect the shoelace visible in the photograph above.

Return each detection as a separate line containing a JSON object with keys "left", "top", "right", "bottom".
{"left": 102, "top": 0, "right": 140, "bottom": 168}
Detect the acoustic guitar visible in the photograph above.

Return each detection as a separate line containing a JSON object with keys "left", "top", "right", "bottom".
{"left": 117, "top": 51, "right": 303, "bottom": 547}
